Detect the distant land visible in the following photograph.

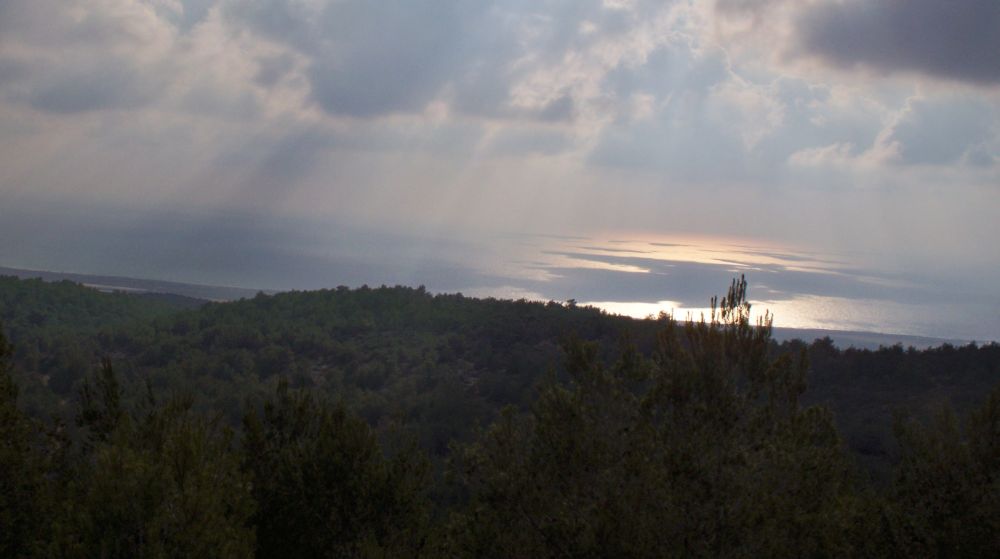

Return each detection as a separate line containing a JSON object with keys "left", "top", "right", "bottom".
{"left": 0, "top": 264, "right": 972, "bottom": 350}
{"left": 768, "top": 327, "right": 971, "bottom": 351}
{"left": 0, "top": 265, "right": 273, "bottom": 302}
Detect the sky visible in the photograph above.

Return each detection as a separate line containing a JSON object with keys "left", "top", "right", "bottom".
{"left": 0, "top": 0, "right": 998, "bottom": 340}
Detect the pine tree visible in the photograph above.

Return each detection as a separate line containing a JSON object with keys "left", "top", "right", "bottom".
{"left": 243, "top": 379, "right": 431, "bottom": 558}
{"left": 62, "top": 362, "right": 255, "bottom": 558}
{"left": 0, "top": 324, "right": 46, "bottom": 557}
{"left": 446, "top": 277, "right": 867, "bottom": 557}
{"left": 883, "top": 385, "right": 1000, "bottom": 556}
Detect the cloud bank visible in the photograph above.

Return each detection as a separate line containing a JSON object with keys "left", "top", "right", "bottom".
{"left": 796, "top": 0, "right": 1000, "bottom": 85}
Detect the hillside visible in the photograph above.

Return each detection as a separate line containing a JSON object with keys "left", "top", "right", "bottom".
{"left": 1, "top": 274, "right": 998, "bottom": 475}
{"left": 1, "top": 276, "right": 642, "bottom": 447}
{"left": 2, "top": 274, "right": 999, "bottom": 556}
{"left": 0, "top": 265, "right": 268, "bottom": 301}
{"left": 5, "top": 264, "right": 975, "bottom": 349}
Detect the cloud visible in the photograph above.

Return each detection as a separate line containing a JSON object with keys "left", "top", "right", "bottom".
{"left": 0, "top": 0, "right": 178, "bottom": 53}
{"left": 173, "top": 0, "right": 216, "bottom": 32}
{"left": 793, "top": 96, "right": 1000, "bottom": 169}
{"left": 253, "top": 53, "right": 296, "bottom": 87}
{"left": 220, "top": 0, "right": 685, "bottom": 122}
{"left": 25, "top": 61, "right": 156, "bottom": 113}
{"left": 588, "top": 61, "right": 783, "bottom": 182}
{"left": 874, "top": 96, "right": 996, "bottom": 166}
{"left": 796, "top": 0, "right": 1000, "bottom": 85}
{"left": 225, "top": 0, "right": 488, "bottom": 118}
{"left": 305, "top": 2, "right": 474, "bottom": 117}
{"left": 0, "top": 0, "right": 177, "bottom": 113}
{"left": 486, "top": 127, "right": 573, "bottom": 157}
{"left": 787, "top": 142, "right": 857, "bottom": 168}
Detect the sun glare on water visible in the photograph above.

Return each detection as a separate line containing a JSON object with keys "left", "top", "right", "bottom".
{"left": 522, "top": 233, "right": 897, "bottom": 332}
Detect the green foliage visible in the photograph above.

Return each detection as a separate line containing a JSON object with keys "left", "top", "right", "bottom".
{"left": 0, "top": 275, "right": 193, "bottom": 416}
{"left": 2, "top": 275, "right": 1000, "bottom": 557}
{"left": 5, "top": 274, "right": 999, "bottom": 481}
{"left": 881, "top": 386, "right": 1000, "bottom": 556}
{"left": 0, "top": 276, "right": 188, "bottom": 340}
{"left": 0, "top": 324, "right": 47, "bottom": 557}
{"left": 2, "top": 275, "right": 635, "bottom": 447}
{"left": 0, "top": 324, "right": 73, "bottom": 558}
{"left": 243, "top": 380, "right": 431, "bottom": 558}
{"left": 446, "top": 277, "right": 865, "bottom": 557}
{"left": 76, "top": 358, "right": 124, "bottom": 445}
{"left": 56, "top": 364, "right": 255, "bottom": 559}
{"left": 790, "top": 337, "right": 1000, "bottom": 481}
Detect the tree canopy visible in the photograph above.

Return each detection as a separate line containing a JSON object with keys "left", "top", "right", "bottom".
{"left": 1, "top": 275, "right": 998, "bottom": 557}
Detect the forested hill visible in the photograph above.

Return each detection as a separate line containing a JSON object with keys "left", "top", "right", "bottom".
{"left": 0, "top": 276, "right": 198, "bottom": 399}
{"left": 2, "top": 274, "right": 998, "bottom": 467}
{"left": 3, "top": 274, "right": 1000, "bottom": 556}
{"left": 1, "top": 275, "right": 645, "bottom": 446}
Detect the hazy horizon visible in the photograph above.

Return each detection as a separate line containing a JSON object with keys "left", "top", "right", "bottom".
{"left": 1, "top": 1, "right": 998, "bottom": 341}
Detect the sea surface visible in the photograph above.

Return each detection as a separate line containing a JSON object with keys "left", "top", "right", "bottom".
{"left": 1, "top": 208, "right": 997, "bottom": 342}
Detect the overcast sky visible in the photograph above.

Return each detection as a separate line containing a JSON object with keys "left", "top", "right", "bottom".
{"left": 0, "top": 0, "right": 998, "bottom": 339}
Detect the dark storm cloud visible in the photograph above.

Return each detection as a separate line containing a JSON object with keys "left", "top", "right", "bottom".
{"left": 797, "top": 0, "right": 1000, "bottom": 84}
{"left": 0, "top": 55, "right": 160, "bottom": 114}
{"left": 254, "top": 53, "right": 295, "bottom": 87}
{"left": 26, "top": 62, "right": 155, "bottom": 114}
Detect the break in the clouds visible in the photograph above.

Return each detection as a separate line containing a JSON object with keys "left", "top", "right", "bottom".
{"left": 0, "top": 0, "right": 998, "bottom": 339}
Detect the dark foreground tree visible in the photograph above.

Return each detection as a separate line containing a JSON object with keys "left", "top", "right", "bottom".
{"left": 444, "top": 277, "right": 870, "bottom": 557}
{"left": 7, "top": 278, "right": 1000, "bottom": 557}
{"left": 56, "top": 361, "right": 255, "bottom": 558}
{"left": 0, "top": 324, "right": 52, "bottom": 557}
{"left": 882, "top": 385, "right": 1000, "bottom": 557}
{"left": 243, "top": 380, "right": 431, "bottom": 558}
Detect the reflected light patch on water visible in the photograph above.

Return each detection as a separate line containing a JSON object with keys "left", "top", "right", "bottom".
{"left": 489, "top": 232, "right": 997, "bottom": 341}
{"left": 583, "top": 300, "right": 686, "bottom": 319}
{"left": 541, "top": 253, "right": 652, "bottom": 274}
{"left": 585, "top": 302, "right": 774, "bottom": 326}
{"left": 5, "top": 205, "right": 993, "bottom": 341}
{"left": 479, "top": 232, "right": 853, "bottom": 289}
{"left": 586, "top": 296, "right": 891, "bottom": 332}
{"left": 570, "top": 233, "right": 847, "bottom": 275}
{"left": 584, "top": 295, "right": 996, "bottom": 342}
